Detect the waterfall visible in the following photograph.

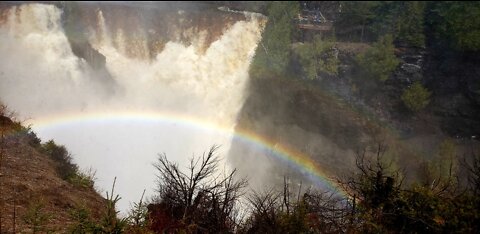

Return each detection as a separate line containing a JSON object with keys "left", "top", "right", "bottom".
{"left": 0, "top": 3, "right": 265, "bottom": 212}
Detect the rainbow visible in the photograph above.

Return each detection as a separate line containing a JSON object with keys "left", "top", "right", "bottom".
{"left": 25, "top": 110, "right": 348, "bottom": 198}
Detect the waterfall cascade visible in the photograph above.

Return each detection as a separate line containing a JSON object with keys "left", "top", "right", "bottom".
{"left": 0, "top": 3, "right": 265, "bottom": 212}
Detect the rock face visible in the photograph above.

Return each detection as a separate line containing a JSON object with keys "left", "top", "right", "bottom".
{"left": 54, "top": 2, "right": 249, "bottom": 93}
{"left": 0, "top": 117, "right": 106, "bottom": 233}
{"left": 423, "top": 49, "right": 480, "bottom": 138}
{"left": 318, "top": 41, "right": 479, "bottom": 139}
{"left": 59, "top": 2, "right": 246, "bottom": 61}
{"left": 230, "top": 76, "right": 383, "bottom": 189}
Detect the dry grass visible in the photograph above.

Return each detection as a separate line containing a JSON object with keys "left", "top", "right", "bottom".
{"left": 0, "top": 120, "right": 106, "bottom": 233}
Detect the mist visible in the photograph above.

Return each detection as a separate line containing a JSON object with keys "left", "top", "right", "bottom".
{"left": 0, "top": 2, "right": 265, "bottom": 212}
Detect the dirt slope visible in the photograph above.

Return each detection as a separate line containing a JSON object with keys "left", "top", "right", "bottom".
{"left": 0, "top": 116, "right": 106, "bottom": 233}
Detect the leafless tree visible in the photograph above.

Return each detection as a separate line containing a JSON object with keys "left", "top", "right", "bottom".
{"left": 302, "top": 190, "right": 350, "bottom": 233}
{"left": 241, "top": 177, "right": 351, "bottom": 233}
{"left": 417, "top": 158, "right": 458, "bottom": 196}
{"left": 239, "top": 188, "right": 282, "bottom": 233}
{"left": 150, "top": 145, "right": 247, "bottom": 233}
{"left": 338, "top": 142, "right": 403, "bottom": 209}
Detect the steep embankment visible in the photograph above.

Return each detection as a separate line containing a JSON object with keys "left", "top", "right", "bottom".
{"left": 228, "top": 75, "right": 422, "bottom": 189}
{"left": 0, "top": 116, "right": 106, "bottom": 233}
{"left": 230, "top": 44, "right": 477, "bottom": 189}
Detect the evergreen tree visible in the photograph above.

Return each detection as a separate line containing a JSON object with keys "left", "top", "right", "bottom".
{"left": 295, "top": 35, "right": 338, "bottom": 79}
{"left": 401, "top": 82, "right": 431, "bottom": 112}
{"left": 251, "top": 1, "right": 300, "bottom": 78}
{"left": 356, "top": 34, "right": 400, "bottom": 81}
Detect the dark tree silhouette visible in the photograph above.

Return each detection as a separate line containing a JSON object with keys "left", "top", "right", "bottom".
{"left": 148, "top": 146, "right": 247, "bottom": 233}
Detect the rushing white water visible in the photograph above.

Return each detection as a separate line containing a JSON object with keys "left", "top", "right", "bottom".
{"left": 0, "top": 3, "right": 264, "bottom": 212}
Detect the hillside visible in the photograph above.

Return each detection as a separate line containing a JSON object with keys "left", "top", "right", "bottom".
{"left": 0, "top": 114, "right": 106, "bottom": 233}
{"left": 228, "top": 1, "right": 480, "bottom": 189}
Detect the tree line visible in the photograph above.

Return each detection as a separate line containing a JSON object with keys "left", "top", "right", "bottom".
{"left": 137, "top": 143, "right": 479, "bottom": 233}
{"left": 44, "top": 142, "right": 479, "bottom": 233}
{"left": 251, "top": 2, "right": 480, "bottom": 114}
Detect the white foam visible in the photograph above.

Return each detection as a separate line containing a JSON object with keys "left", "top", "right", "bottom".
{"left": 0, "top": 3, "right": 264, "bottom": 213}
